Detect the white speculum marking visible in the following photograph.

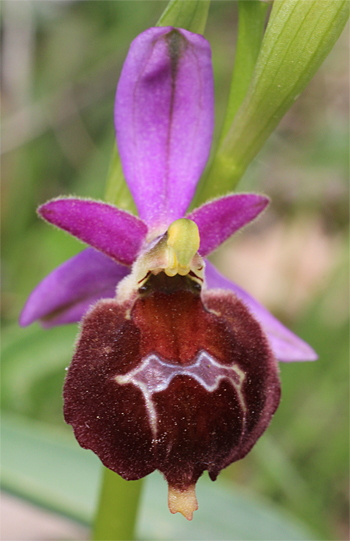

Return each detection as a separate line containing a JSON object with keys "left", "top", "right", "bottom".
{"left": 115, "top": 351, "right": 246, "bottom": 438}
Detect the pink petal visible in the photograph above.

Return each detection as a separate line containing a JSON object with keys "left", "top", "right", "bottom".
{"left": 115, "top": 27, "right": 214, "bottom": 230}
{"left": 187, "top": 194, "right": 269, "bottom": 256}
{"left": 39, "top": 199, "right": 148, "bottom": 266}
{"left": 19, "top": 248, "right": 129, "bottom": 328}
{"left": 205, "top": 261, "right": 317, "bottom": 362}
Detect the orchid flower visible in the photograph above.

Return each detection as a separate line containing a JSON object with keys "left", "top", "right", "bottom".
{"left": 20, "top": 27, "right": 316, "bottom": 520}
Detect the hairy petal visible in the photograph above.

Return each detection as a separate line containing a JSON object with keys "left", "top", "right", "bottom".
{"left": 205, "top": 262, "right": 317, "bottom": 362}
{"left": 115, "top": 27, "right": 214, "bottom": 230}
{"left": 19, "top": 248, "right": 129, "bottom": 328}
{"left": 187, "top": 194, "right": 269, "bottom": 256}
{"left": 38, "top": 199, "right": 148, "bottom": 266}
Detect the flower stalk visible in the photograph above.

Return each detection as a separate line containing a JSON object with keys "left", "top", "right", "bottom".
{"left": 92, "top": 469, "right": 142, "bottom": 541}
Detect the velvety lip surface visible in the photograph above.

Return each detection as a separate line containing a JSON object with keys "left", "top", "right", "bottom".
{"left": 63, "top": 274, "right": 280, "bottom": 489}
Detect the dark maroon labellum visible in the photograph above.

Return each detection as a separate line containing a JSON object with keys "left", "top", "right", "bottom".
{"left": 64, "top": 272, "right": 280, "bottom": 518}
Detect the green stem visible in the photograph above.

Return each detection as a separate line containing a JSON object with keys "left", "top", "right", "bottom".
{"left": 92, "top": 469, "right": 143, "bottom": 541}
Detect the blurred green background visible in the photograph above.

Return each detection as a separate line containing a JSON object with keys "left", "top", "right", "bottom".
{"left": 1, "top": 1, "right": 349, "bottom": 540}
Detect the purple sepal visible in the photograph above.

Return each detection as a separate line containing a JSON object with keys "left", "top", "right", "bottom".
{"left": 187, "top": 194, "right": 269, "bottom": 256}
{"left": 205, "top": 261, "right": 317, "bottom": 362}
{"left": 19, "top": 248, "right": 129, "bottom": 328}
{"left": 38, "top": 198, "right": 148, "bottom": 266}
{"left": 115, "top": 27, "right": 214, "bottom": 230}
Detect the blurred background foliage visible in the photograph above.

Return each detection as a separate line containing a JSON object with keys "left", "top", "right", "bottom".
{"left": 1, "top": 1, "right": 348, "bottom": 540}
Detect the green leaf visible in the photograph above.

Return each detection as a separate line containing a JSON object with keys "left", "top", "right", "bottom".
{"left": 2, "top": 412, "right": 316, "bottom": 540}
{"left": 1, "top": 413, "right": 100, "bottom": 524}
{"left": 105, "top": 0, "right": 211, "bottom": 212}
{"left": 220, "top": 1, "right": 269, "bottom": 141}
{"left": 197, "top": 0, "right": 349, "bottom": 202}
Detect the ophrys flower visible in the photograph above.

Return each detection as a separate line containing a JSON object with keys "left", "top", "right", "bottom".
{"left": 20, "top": 27, "right": 316, "bottom": 520}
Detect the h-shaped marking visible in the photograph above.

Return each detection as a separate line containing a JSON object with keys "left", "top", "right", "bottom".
{"left": 115, "top": 351, "right": 246, "bottom": 438}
